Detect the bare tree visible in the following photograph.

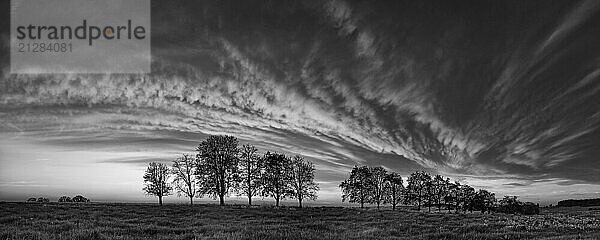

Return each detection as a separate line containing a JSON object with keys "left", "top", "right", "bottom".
{"left": 143, "top": 162, "right": 172, "bottom": 206}
{"left": 383, "top": 172, "right": 404, "bottom": 210}
{"left": 369, "top": 166, "right": 387, "bottom": 210}
{"left": 340, "top": 166, "right": 373, "bottom": 208}
{"left": 261, "top": 152, "right": 292, "bottom": 207}
{"left": 289, "top": 155, "right": 319, "bottom": 208}
{"left": 171, "top": 154, "right": 197, "bottom": 205}
{"left": 196, "top": 135, "right": 239, "bottom": 206}
{"left": 236, "top": 144, "right": 263, "bottom": 206}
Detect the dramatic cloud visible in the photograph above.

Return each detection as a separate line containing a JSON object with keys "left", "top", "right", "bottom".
{"left": 1, "top": 0, "right": 600, "bottom": 202}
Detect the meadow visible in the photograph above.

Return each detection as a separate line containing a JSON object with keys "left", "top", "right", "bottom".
{"left": 1, "top": 202, "right": 600, "bottom": 240}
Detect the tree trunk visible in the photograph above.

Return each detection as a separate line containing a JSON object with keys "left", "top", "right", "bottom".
{"left": 276, "top": 197, "right": 280, "bottom": 207}
{"left": 248, "top": 194, "right": 252, "bottom": 206}
{"left": 392, "top": 188, "right": 396, "bottom": 211}
{"left": 188, "top": 182, "right": 193, "bottom": 205}
{"left": 219, "top": 194, "right": 225, "bottom": 206}
{"left": 428, "top": 199, "right": 431, "bottom": 212}
{"left": 298, "top": 199, "right": 302, "bottom": 208}
{"left": 158, "top": 196, "right": 163, "bottom": 206}
{"left": 219, "top": 170, "right": 226, "bottom": 206}
{"left": 377, "top": 201, "right": 380, "bottom": 210}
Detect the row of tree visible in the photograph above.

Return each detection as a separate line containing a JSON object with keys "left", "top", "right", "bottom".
{"left": 340, "top": 166, "right": 496, "bottom": 213}
{"left": 143, "top": 135, "right": 319, "bottom": 207}
{"left": 26, "top": 195, "right": 90, "bottom": 203}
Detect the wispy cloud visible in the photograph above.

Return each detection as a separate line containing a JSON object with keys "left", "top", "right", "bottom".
{"left": 1, "top": 0, "right": 600, "bottom": 202}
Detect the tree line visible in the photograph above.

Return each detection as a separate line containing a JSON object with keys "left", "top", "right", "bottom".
{"left": 26, "top": 195, "right": 90, "bottom": 203}
{"left": 144, "top": 134, "right": 539, "bottom": 215}
{"left": 340, "top": 166, "right": 497, "bottom": 213}
{"left": 143, "top": 135, "right": 319, "bottom": 207}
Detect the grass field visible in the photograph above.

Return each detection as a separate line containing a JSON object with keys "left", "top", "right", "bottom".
{"left": 1, "top": 202, "right": 600, "bottom": 240}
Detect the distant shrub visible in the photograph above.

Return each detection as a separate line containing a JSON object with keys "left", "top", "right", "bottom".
{"left": 58, "top": 196, "right": 73, "bottom": 203}
{"left": 36, "top": 197, "right": 49, "bottom": 203}
{"left": 26, "top": 198, "right": 37, "bottom": 202}
{"left": 558, "top": 198, "right": 600, "bottom": 207}
{"left": 496, "top": 196, "right": 539, "bottom": 215}
{"left": 72, "top": 195, "right": 90, "bottom": 203}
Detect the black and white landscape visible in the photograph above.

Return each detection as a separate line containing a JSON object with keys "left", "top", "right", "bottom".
{"left": 1, "top": 0, "right": 600, "bottom": 239}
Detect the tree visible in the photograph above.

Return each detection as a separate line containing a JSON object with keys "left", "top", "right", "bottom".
{"left": 369, "top": 166, "right": 388, "bottom": 210}
{"left": 171, "top": 154, "right": 197, "bottom": 205}
{"left": 472, "top": 189, "right": 496, "bottom": 213}
{"left": 196, "top": 135, "right": 239, "bottom": 206}
{"left": 261, "top": 152, "right": 292, "bottom": 207}
{"left": 289, "top": 155, "right": 319, "bottom": 208}
{"left": 58, "top": 196, "right": 72, "bottom": 203}
{"left": 236, "top": 144, "right": 263, "bottom": 206}
{"left": 340, "top": 166, "right": 373, "bottom": 208}
{"left": 497, "top": 195, "right": 522, "bottom": 214}
{"left": 143, "top": 162, "right": 172, "bottom": 206}
{"left": 446, "top": 181, "right": 461, "bottom": 212}
{"left": 405, "top": 171, "right": 431, "bottom": 211}
{"left": 383, "top": 172, "right": 404, "bottom": 210}
{"left": 431, "top": 175, "right": 449, "bottom": 212}
{"left": 458, "top": 185, "right": 476, "bottom": 212}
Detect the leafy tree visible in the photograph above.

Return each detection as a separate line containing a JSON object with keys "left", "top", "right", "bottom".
{"left": 446, "top": 181, "right": 461, "bottom": 212}
{"left": 431, "top": 175, "right": 449, "bottom": 212}
{"left": 383, "top": 172, "right": 404, "bottom": 210}
{"left": 472, "top": 189, "right": 496, "bottom": 213}
{"left": 369, "top": 166, "right": 388, "bottom": 210}
{"left": 340, "top": 166, "right": 373, "bottom": 208}
{"left": 171, "top": 154, "right": 197, "bottom": 205}
{"left": 261, "top": 152, "right": 292, "bottom": 207}
{"left": 196, "top": 135, "right": 239, "bottom": 206}
{"left": 289, "top": 155, "right": 319, "bottom": 208}
{"left": 143, "top": 162, "right": 172, "bottom": 206}
{"left": 236, "top": 144, "right": 263, "bottom": 206}
{"left": 405, "top": 171, "right": 431, "bottom": 211}
{"left": 458, "top": 185, "right": 476, "bottom": 212}
{"left": 497, "top": 195, "right": 522, "bottom": 214}
{"left": 58, "top": 196, "right": 72, "bottom": 203}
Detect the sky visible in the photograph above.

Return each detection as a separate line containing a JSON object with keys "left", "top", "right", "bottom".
{"left": 1, "top": 0, "right": 600, "bottom": 206}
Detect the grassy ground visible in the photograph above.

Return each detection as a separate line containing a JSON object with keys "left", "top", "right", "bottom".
{"left": 1, "top": 202, "right": 600, "bottom": 240}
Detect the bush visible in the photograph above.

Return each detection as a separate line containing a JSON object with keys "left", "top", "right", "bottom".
{"left": 36, "top": 197, "right": 49, "bottom": 203}
{"left": 72, "top": 195, "right": 90, "bottom": 203}
{"left": 58, "top": 196, "right": 72, "bottom": 203}
{"left": 26, "top": 198, "right": 37, "bottom": 202}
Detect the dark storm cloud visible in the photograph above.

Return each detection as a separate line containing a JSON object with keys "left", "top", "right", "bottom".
{"left": 2, "top": 0, "right": 600, "bottom": 191}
